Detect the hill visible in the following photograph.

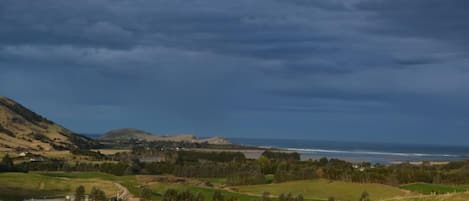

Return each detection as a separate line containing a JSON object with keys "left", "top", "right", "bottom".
{"left": 100, "top": 128, "right": 231, "bottom": 145}
{"left": 101, "top": 128, "right": 157, "bottom": 141}
{"left": 0, "top": 96, "right": 97, "bottom": 152}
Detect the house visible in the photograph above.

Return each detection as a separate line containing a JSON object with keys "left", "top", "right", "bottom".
{"left": 30, "top": 157, "right": 45, "bottom": 162}
{"left": 18, "top": 152, "right": 30, "bottom": 157}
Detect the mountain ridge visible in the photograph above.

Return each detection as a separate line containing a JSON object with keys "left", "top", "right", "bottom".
{"left": 0, "top": 96, "right": 97, "bottom": 152}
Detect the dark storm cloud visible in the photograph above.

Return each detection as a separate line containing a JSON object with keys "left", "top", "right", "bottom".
{"left": 0, "top": 1, "right": 136, "bottom": 49}
{"left": 0, "top": 0, "right": 468, "bottom": 143}
{"left": 357, "top": 0, "right": 469, "bottom": 49}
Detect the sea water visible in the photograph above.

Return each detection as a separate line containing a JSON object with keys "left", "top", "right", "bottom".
{"left": 229, "top": 138, "right": 469, "bottom": 164}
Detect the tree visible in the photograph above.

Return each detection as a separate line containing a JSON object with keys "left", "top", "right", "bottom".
{"left": 359, "top": 191, "right": 370, "bottom": 201}
{"left": 258, "top": 156, "right": 272, "bottom": 174}
{"left": 177, "top": 190, "right": 194, "bottom": 201}
{"left": 0, "top": 154, "right": 14, "bottom": 171}
{"left": 278, "top": 193, "right": 286, "bottom": 201}
{"left": 226, "top": 197, "right": 239, "bottom": 201}
{"left": 75, "top": 185, "right": 85, "bottom": 201}
{"left": 296, "top": 194, "right": 304, "bottom": 201}
{"left": 274, "top": 162, "right": 289, "bottom": 182}
{"left": 163, "top": 189, "right": 178, "bottom": 201}
{"left": 196, "top": 192, "right": 205, "bottom": 201}
{"left": 141, "top": 187, "right": 153, "bottom": 201}
{"left": 262, "top": 192, "right": 271, "bottom": 201}
{"left": 90, "top": 187, "right": 107, "bottom": 201}
{"left": 212, "top": 190, "right": 224, "bottom": 201}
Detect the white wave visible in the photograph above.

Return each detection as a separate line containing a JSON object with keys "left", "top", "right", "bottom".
{"left": 285, "top": 148, "right": 459, "bottom": 158}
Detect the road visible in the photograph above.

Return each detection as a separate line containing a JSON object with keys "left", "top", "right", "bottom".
{"left": 114, "top": 182, "right": 140, "bottom": 201}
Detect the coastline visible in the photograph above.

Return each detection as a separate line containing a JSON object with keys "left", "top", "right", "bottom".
{"left": 189, "top": 147, "right": 459, "bottom": 165}
{"left": 228, "top": 138, "right": 469, "bottom": 164}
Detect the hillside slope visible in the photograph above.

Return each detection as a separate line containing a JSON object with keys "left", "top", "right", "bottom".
{"left": 0, "top": 96, "right": 97, "bottom": 152}
{"left": 101, "top": 128, "right": 231, "bottom": 145}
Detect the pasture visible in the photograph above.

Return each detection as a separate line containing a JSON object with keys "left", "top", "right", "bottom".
{"left": 147, "top": 182, "right": 264, "bottom": 201}
{"left": 38, "top": 172, "right": 141, "bottom": 196}
{"left": 395, "top": 192, "right": 469, "bottom": 201}
{"left": 0, "top": 172, "right": 119, "bottom": 201}
{"left": 234, "top": 179, "right": 415, "bottom": 201}
{"left": 401, "top": 183, "right": 469, "bottom": 194}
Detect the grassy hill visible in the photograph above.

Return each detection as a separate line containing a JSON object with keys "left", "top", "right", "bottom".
{"left": 101, "top": 128, "right": 231, "bottom": 145}
{"left": 0, "top": 96, "right": 97, "bottom": 152}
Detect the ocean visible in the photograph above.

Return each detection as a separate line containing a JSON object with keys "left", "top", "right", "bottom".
{"left": 228, "top": 138, "right": 469, "bottom": 164}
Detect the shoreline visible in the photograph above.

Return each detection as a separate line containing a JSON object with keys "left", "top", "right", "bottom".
{"left": 187, "top": 147, "right": 461, "bottom": 165}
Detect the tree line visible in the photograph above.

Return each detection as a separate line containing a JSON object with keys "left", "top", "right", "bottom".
{"left": 5, "top": 150, "right": 469, "bottom": 186}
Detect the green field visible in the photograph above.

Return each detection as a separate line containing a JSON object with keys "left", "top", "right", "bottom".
{"left": 395, "top": 192, "right": 469, "bottom": 201}
{"left": 148, "top": 182, "right": 265, "bottom": 201}
{"left": 1, "top": 172, "right": 431, "bottom": 201}
{"left": 37, "top": 172, "right": 141, "bottom": 196}
{"left": 401, "top": 183, "right": 469, "bottom": 194}
{"left": 234, "top": 179, "right": 415, "bottom": 201}
{"left": 0, "top": 172, "right": 120, "bottom": 201}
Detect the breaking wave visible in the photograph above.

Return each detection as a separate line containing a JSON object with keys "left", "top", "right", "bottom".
{"left": 286, "top": 148, "right": 460, "bottom": 158}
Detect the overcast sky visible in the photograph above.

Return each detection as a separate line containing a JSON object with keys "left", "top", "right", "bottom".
{"left": 1, "top": 0, "right": 469, "bottom": 145}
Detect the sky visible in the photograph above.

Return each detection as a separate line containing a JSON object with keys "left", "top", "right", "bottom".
{"left": 1, "top": 0, "right": 469, "bottom": 145}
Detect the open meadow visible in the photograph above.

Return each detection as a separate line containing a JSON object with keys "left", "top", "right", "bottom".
{"left": 234, "top": 179, "right": 415, "bottom": 201}
{"left": 0, "top": 172, "right": 120, "bottom": 200}
{"left": 391, "top": 192, "right": 469, "bottom": 201}
{"left": 400, "top": 183, "right": 469, "bottom": 195}
{"left": 146, "top": 182, "right": 265, "bottom": 201}
{"left": 7, "top": 171, "right": 469, "bottom": 201}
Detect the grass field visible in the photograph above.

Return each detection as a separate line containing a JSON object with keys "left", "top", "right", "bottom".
{"left": 38, "top": 172, "right": 141, "bottom": 196}
{"left": 0, "top": 172, "right": 119, "bottom": 201}
{"left": 0, "top": 172, "right": 427, "bottom": 201}
{"left": 395, "top": 192, "right": 469, "bottom": 201}
{"left": 234, "top": 179, "right": 415, "bottom": 201}
{"left": 199, "top": 174, "right": 275, "bottom": 186}
{"left": 147, "top": 182, "right": 264, "bottom": 201}
{"left": 401, "top": 183, "right": 469, "bottom": 194}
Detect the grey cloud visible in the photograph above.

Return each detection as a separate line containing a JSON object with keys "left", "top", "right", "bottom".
{"left": 357, "top": 0, "right": 469, "bottom": 49}
{"left": 0, "top": 0, "right": 468, "bottom": 142}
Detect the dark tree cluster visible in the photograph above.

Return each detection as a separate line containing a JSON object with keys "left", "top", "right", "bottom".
{"left": 65, "top": 132, "right": 101, "bottom": 150}
{"left": 262, "top": 151, "right": 300, "bottom": 161}
{"left": 277, "top": 193, "right": 304, "bottom": 201}
{"left": 0, "top": 154, "right": 14, "bottom": 172}
{"left": 99, "top": 162, "right": 130, "bottom": 176}
{"left": 176, "top": 151, "right": 246, "bottom": 164}
{"left": 0, "top": 124, "right": 15, "bottom": 137}
{"left": 163, "top": 189, "right": 205, "bottom": 201}
{"left": 273, "top": 161, "right": 317, "bottom": 182}
{"left": 144, "top": 162, "right": 175, "bottom": 175}
{"left": 172, "top": 161, "right": 265, "bottom": 183}
{"left": 70, "top": 149, "right": 108, "bottom": 160}
{"left": 226, "top": 163, "right": 266, "bottom": 185}
{"left": 74, "top": 185, "right": 107, "bottom": 201}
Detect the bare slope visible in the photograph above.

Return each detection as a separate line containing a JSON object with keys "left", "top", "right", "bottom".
{"left": 0, "top": 96, "right": 97, "bottom": 152}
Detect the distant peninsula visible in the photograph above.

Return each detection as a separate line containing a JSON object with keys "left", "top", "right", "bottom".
{"left": 100, "top": 128, "right": 231, "bottom": 145}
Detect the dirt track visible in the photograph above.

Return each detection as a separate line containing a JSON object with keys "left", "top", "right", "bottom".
{"left": 114, "top": 182, "right": 140, "bottom": 201}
